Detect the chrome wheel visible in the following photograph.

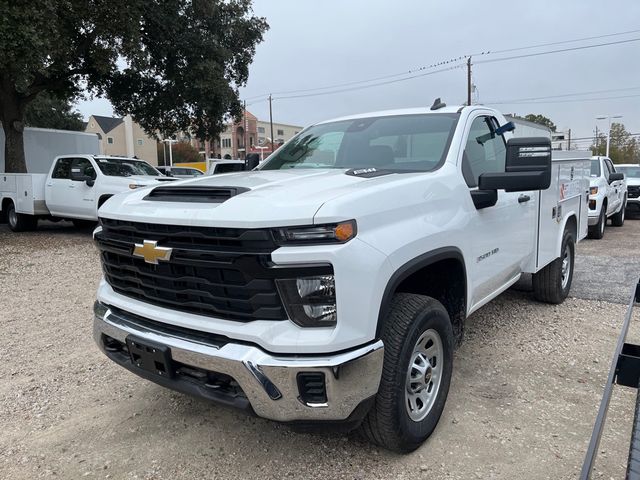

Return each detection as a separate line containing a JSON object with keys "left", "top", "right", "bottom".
{"left": 561, "top": 244, "right": 571, "bottom": 290}
{"left": 405, "top": 329, "right": 443, "bottom": 422}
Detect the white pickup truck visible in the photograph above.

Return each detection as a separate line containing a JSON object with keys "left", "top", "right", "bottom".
{"left": 615, "top": 164, "right": 640, "bottom": 215}
{"left": 0, "top": 155, "right": 174, "bottom": 231}
{"left": 587, "top": 156, "right": 626, "bottom": 239}
{"left": 92, "top": 104, "right": 590, "bottom": 452}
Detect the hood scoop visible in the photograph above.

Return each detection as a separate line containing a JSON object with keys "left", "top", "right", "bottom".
{"left": 144, "top": 185, "right": 250, "bottom": 203}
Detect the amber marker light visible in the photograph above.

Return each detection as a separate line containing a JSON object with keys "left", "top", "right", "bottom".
{"left": 334, "top": 221, "right": 356, "bottom": 242}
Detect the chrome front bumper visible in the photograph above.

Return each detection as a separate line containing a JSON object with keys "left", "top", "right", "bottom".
{"left": 93, "top": 302, "right": 384, "bottom": 422}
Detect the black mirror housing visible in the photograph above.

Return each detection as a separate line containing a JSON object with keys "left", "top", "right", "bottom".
{"left": 609, "top": 172, "right": 624, "bottom": 183}
{"left": 245, "top": 153, "right": 260, "bottom": 170}
{"left": 478, "top": 137, "right": 552, "bottom": 192}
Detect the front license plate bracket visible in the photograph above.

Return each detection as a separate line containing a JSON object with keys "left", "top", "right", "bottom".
{"left": 126, "top": 336, "right": 174, "bottom": 379}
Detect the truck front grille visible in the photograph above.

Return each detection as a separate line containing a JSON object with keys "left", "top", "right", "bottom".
{"left": 95, "top": 218, "right": 288, "bottom": 322}
{"left": 629, "top": 186, "right": 640, "bottom": 199}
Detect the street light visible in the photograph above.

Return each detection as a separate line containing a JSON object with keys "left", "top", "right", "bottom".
{"left": 162, "top": 139, "right": 177, "bottom": 171}
{"left": 596, "top": 115, "right": 623, "bottom": 158}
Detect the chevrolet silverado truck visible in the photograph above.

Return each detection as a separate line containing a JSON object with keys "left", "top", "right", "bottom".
{"left": 616, "top": 164, "right": 640, "bottom": 215}
{"left": 93, "top": 104, "right": 590, "bottom": 452}
{"left": 0, "top": 155, "right": 174, "bottom": 232}
{"left": 588, "top": 156, "right": 627, "bottom": 239}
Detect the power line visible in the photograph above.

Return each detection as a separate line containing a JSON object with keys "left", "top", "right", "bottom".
{"left": 474, "top": 37, "right": 640, "bottom": 65}
{"left": 242, "top": 28, "right": 640, "bottom": 102}
{"left": 469, "top": 28, "right": 640, "bottom": 56}
{"left": 485, "top": 86, "right": 640, "bottom": 104}
{"left": 487, "top": 93, "right": 640, "bottom": 105}
{"left": 272, "top": 64, "right": 464, "bottom": 101}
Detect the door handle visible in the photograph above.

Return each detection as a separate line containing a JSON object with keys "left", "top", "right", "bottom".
{"left": 518, "top": 194, "right": 531, "bottom": 203}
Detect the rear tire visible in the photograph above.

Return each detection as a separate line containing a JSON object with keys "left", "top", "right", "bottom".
{"left": 611, "top": 197, "right": 626, "bottom": 227}
{"left": 359, "top": 293, "right": 453, "bottom": 453}
{"left": 533, "top": 227, "right": 574, "bottom": 304}
{"left": 588, "top": 206, "right": 606, "bottom": 239}
{"left": 7, "top": 202, "right": 37, "bottom": 232}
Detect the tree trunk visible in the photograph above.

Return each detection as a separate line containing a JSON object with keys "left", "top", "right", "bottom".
{"left": 1, "top": 93, "right": 27, "bottom": 173}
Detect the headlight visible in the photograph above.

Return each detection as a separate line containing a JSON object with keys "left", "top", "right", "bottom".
{"left": 273, "top": 220, "right": 356, "bottom": 245}
{"left": 276, "top": 275, "right": 337, "bottom": 327}
{"left": 590, "top": 186, "right": 599, "bottom": 195}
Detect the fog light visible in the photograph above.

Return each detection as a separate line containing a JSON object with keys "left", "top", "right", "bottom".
{"left": 276, "top": 275, "right": 337, "bottom": 327}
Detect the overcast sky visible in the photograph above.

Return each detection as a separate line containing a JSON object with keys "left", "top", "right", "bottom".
{"left": 77, "top": 0, "right": 640, "bottom": 146}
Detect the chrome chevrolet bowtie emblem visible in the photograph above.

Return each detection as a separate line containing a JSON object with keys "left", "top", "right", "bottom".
{"left": 132, "top": 240, "right": 172, "bottom": 264}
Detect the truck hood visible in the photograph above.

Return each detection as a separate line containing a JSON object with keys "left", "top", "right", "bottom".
{"left": 99, "top": 168, "right": 400, "bottom": 227}
{"left": 626, "top": 178, "right": 640, "bottom": 187}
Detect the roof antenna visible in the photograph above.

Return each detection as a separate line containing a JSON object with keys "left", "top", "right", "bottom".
{"left": 430, "top": 98, "right": 446, "bottom": 111}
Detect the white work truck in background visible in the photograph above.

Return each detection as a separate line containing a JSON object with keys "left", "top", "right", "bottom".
{"left": 587, "top": 155, "right": 627, "bottom": 239}
{"left": 92, "top": 104, "right": 589, "bottom": 453}
{"left": 616, "top": 164, "right": 640, "bottom": 214}
{"left": 0, "top": 155, "right": 174, "bottom": 231}
{"left": 0, "top": 126, "right": 100, "bottom": 173}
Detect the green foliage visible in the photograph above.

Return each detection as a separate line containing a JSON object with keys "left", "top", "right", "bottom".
{"left": 24, "top": 93, "right": 84, "bottom": 131}
{"left": 0, "top": 0, "right": 268, "bottom": 172}
{"left": 523, "top": 114, "right": 557, "bottom": 132}
{"left": 591, "top": 123, "right": 640, "bottom": 164}
{"left": 158, "top": 141, "right": 202, "bottom": 166}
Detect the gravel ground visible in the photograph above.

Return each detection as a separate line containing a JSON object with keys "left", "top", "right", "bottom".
{"left": 1, "top": 218, "right": 640, "bottom": 479}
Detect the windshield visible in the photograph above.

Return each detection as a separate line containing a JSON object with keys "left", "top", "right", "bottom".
{"left": 590, "top": 159, "right": 601, "bottom": 177}
{"left": 260, "top": 113, "right": 459, "bottom": 172}
{"left": 617, "top": 166, "right": 640, "bottom": 178}
{"left": 95, "top": 158, "right": 161, "bottom": 177}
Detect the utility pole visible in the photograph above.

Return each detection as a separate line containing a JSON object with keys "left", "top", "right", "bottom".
{"left": 243, "top": 100, "right": 248, "bottom": 159}
{"left": 467, "top": 56, "right": 472, "bottom": 106}
{"left": 567, "top": 128, "right": 571, "bottom": 151}
{"left": 269, "top": 94, "right": 274, "bottom": 155}
{"left": 595, "top": 126, "right": 599, "bottom": 153}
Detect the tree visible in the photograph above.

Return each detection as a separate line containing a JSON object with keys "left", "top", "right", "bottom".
{"left": 24, "top": 92, "right": 84, "bottom": 131}
{"left": 524, "top": 114, "right": 557, "bottom": 132}
{"left": 157, "top": 141, "right": 202, "bottom": 166}
{"left": 591, "top": 122, "right": 640, "bottom": 164}
{"left": 0, "top": 1, "right": 267, "bottom": 172}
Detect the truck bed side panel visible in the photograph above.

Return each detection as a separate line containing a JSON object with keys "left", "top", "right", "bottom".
{"left": 535, "top": 158, "right": 589, "bottom": 272}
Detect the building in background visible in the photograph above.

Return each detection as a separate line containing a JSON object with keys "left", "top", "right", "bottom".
{"left": 551, "top": 130, "right": 572, "bottom": 151}
{"left": 85, "top": 115, "right": 158, "bottom": 165}
{"left": 187, "top": 110, "right": 302, "bottom": 160}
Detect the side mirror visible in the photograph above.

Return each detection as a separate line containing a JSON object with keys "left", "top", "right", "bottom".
{"left": 478, "top": 137, "right": 552, "bottom": 192}
{"left": 70, "top": 167, "right": 95, "bottom": 186}
{"left": 245, "top": 153, "right": 260, "bottom": 170}
{"left": 608, "top": 172, "right": 624, "bottom": 183}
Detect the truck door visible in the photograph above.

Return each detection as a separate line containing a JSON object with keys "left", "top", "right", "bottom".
{"left": 45, "top": 157, "right": 73, "bottom": 216}
{"left": 605, "top": 158, "right": 623, "bottom": 213}
{"left": 67, "top": 157, "right": 98, "bottom": 218}
{"left": 462, "top": 115, "right": 537, "bottom": 307}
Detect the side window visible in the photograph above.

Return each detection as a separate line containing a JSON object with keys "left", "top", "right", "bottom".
{"left": 52, "top": 158, "right": 73, "bottom": 179}
{"left": 462, "top": 116, "right": 506, "bottom": 188}
{"left": 71, "top": 158, "right": 96, "bottom": 179}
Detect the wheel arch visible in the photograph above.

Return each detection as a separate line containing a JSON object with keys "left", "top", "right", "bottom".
{"left": 557, "top": 213, "right": 578, "bottom": 256}
{"left": 1, "top": 196, "right": 15, "bottom": 222}
{"left": 377, "top": 247, "right": 467, "bottom": 345}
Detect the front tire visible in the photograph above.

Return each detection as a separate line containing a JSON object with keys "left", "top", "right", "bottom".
{"left": 7, "top": 202, "right": 37, "bottom": 232}
{"left": 359, "top": 293, "right": 453, "bottom": 452}
{"left": 533, "top": 228, "right": 575, "bottom": 304}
